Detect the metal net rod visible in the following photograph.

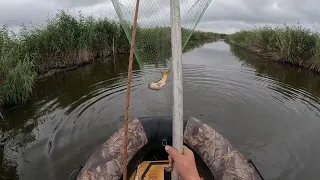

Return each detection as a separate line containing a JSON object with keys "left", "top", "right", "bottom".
{"left": 171, "top": 0, "right": 184, "bottom": 179}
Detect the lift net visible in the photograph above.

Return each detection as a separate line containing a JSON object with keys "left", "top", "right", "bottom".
{"left": 111, "top": 0, "right": 212, "bottom": 71}
{"left": 111, "top": 0, "right": 212, "bottom": 118}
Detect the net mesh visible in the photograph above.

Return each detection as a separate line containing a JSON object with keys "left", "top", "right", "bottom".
{"left": 111, "top": 0, "right": 212, "bottom": 71}
{"left": 111, "top": 0, "right": 211, "bottom": 118}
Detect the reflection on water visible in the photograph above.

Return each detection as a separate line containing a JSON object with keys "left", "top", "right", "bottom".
{"left": 1, "top": 41, "right": 320, "bottom": 180}
{"left": 231, "top": 45, "right": 320, "bottom": 98}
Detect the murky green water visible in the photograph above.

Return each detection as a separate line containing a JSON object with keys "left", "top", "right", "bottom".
{"left": 1, "top": 41, "right": 320, "bottom": 180}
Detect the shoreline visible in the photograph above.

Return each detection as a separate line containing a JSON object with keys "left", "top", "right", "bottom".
{"left": 1, "top": 10, "right": 227, "bottom": 107}
{"left": 228, "top": 40, "right": 320, "bottom": 74}
{"left": 228, "top": 25, "right": 320, "bottom": 74}
{"left": 1, "top": 36, "right": 221, "bottom": 107}
{"left": 37, "top": 54, "right": 115, "bottom": 79}
{"left": 37, "top": 38, "right": 217, "bottom": 79}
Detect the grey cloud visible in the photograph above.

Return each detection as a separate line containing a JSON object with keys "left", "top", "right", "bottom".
{"left": 202, "top": 0, "right": 320, "bottom": 25}
{"left": 202, "top": 0, "right": 296, "bottom": 24}
{"left": 99, "top": 0, "right": 320, "bottom": 31}
{"left": 136, "top": 0, "right": 211, "bottom": 27}
{"left": 53, "top": 0, "right": 107, "bottom": 8}
{"left": 1, "top": 0, "right": 320, "bottom": 33}
{"left": 75, "top": 1, "right": 116, "bottom": 18}
{"left": 0, "top": 1, "right": 59, "bottom": 26}
{"left": 197, "top": 21, "right": 245, "bottom": 34}
{"left": 0, "top": 0, "right": 116, "bottom": 27}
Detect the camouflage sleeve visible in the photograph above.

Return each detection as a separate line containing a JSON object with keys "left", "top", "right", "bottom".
{"left": 184, "top": 117, "right": 261, "bottom": 180}
{"left": 77, "top": 119, "right": 148, "bottom": 180}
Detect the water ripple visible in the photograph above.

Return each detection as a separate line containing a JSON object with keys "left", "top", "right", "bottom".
{"left": 2, "top": 42, "right": 320, "bottom": 180}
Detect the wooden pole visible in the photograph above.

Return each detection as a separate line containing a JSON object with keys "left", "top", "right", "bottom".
{"left": 170, "top": 0, "right": 183, "bottom": 179}
{"left": 122, "top": 0, "right": 140, "bottom": 180}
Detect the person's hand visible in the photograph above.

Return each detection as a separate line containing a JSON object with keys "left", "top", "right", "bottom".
{"left": 165, "top": 145, "right": 200, "bottom": 180}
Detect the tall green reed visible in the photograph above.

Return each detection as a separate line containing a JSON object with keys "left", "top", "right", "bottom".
{"left": 0, "top": 11, "right": 217, "bottom": 106}
{"left": 230, "top": 25, "right": 320, "bottom": 72}
{"left": 0, "top": 27, "right": 35, "bottom": 105}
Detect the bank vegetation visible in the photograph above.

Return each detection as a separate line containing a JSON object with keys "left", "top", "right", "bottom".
{"left": 0, "top": 11, "right": 221, "bottom": 106}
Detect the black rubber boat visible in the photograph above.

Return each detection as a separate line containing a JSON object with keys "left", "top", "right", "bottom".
{"left": 76, "top": 117, "right": 263, "bottom": 180}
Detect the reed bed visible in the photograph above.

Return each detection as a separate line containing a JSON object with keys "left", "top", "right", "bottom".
{"left": 0, "top": 11, "right": 217, "bottom": 106}
{"left": 229, "top": 25, "right": 320, "bottom": 72}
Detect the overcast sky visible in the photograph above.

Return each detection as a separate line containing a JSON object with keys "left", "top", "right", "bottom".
{"left": 0, "top": 0, "right": 319, "bottom": 34}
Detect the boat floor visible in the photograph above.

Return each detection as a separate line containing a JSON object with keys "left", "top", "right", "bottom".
{"left": 130, "top": 160, "right": 205, "bottom": 180}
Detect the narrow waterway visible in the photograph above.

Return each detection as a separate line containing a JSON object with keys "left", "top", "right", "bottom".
{"left": 1, "top": 41, "right": 320, "bottom": 180}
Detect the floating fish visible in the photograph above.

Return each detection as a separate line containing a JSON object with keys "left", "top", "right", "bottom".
{"left": 148, "top": 69, "right": 171, "bottom": 90}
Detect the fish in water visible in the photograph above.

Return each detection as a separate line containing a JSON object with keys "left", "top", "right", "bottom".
{"left": 148, "top": 69, "right": 171, "bottom": 90}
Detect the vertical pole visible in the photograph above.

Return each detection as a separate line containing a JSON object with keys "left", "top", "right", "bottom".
{"left": 123, "top": 0, "right": 140, "bottom": 180}
{"left": 170, "top": 0, "right": 183, "bottom": 179}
